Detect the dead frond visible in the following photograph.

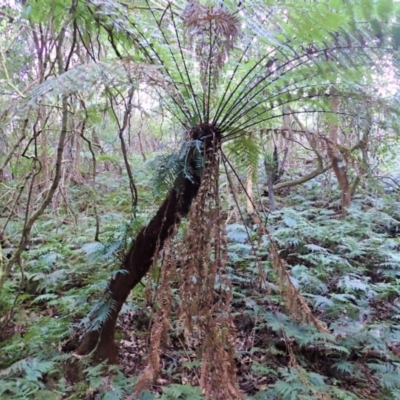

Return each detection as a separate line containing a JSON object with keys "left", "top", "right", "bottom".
{"left": 177, "top": 146, "right": 242, "bottom": 399}
{"left": 270, "top": 241, "right": 329, "bottom": 334}
{"left": 138, "top": 124, "right": 240, "bottom": 398}
{"left": 135, "top": 239, "right": 177, "bottom": 394}
{"left": 182, "top": 1, "right": 240, "bottom": 89}
{"left": 200, "top": 313, "right": 243, "bottom": 400}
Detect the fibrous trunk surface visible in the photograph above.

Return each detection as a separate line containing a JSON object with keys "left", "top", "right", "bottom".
{"left": 77, "top": 123, "right": 220, "bottom": 363}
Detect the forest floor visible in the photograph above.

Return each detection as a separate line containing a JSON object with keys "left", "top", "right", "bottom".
{"left": 1, "top": 179, "right": 400, "bottom": 400}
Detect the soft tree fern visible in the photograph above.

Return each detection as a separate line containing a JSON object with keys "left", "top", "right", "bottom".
{"left": 22, "top": 0, "right": 400, "bottom": 370}
{"left": 26, "top": 0, "right": 400, "bottom": 177}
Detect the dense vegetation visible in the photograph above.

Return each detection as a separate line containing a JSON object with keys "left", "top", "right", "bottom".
{"left": 1, "top": 0, "right": 400, "bottom": 398}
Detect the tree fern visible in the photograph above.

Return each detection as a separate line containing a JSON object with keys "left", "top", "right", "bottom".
{"left": 25, "top": 0, "right": 400, "bottom": 141}
{"left": 15, "top": 0, "right": 400, "bottom": 378}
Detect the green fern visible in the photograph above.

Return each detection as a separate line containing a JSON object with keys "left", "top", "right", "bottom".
{"left": 161, "top": 384, "right": 204, "bottom": 400}
{"left": 224, "top": 134, "right": 260, "bottom": 180}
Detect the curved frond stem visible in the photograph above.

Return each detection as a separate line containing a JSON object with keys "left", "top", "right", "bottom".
{"left": 221, "top": 149, "right": 272, "bottom": 316}
{"left": 140, "top": 71, "right": 189, "bottom": 128}
{"left": 217, "top": 39, "right": 389, "bottom": 129}
{"left": 217, "top": 46, "right": 348, "bottom": 130}
{"left": 219, "top": 78, "right": 327, "bottom": 133}
{"left": 206, "top": 20, "right": 213, "bottom": 122}
{"left": 87, "top": 1, "right": 153, "bottom": 62}
{"left": 223, "top": 83, "right": 376, "bottom": 138}
{"left": 212, "top": 40, "right": 254, "bottom": 125}
{"left": 221, "top": 151, "right": 260, "bottom": 251}
{"left": 169, "top": 7, "right": 203, "bottom": 123}
{"left": 145, "top": 0, "right": 199, "bottom": 121}
{"left": 222, "top": 109, "right": 356, "bottom": 142}
{"left": 213, "top": 47, "right": 278, "bottom": 125}
{"left": 89, "top": 0, "right": 193, "bottom": 122}
{"left": 212, "top": 12, "right": 275, "bottom": 125}
{"left": 216, "top": 49, "right": 318, "bottom": 127}
{"left": 78, "top": 8, "right": 100, "bottom": 61}
{"left": 86, "top": 7, "right": 123, "bottom": 60}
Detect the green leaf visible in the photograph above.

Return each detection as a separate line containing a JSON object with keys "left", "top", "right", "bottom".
{"left": 377, "top": 0, "right": 394, "bottom": 21}
{"left": 360, "top": 0, "right": 375, "bottom": 20}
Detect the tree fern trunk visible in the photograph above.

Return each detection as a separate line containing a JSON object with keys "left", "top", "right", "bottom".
{"left": 77, "top": 123, "right": 220, "bottom": 363}
{"left": 76, "top": 175, "right": 202, "bottom": 363}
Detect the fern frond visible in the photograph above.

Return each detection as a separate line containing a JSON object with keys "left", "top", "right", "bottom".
{"left": 149, "top": 139, "right": 205, "bottom": 193}
{"left": 224, "top": 134, "right": 260, "bottom": 180}
{"left": 25, "top": 60, "right": 161, "bottom": 105}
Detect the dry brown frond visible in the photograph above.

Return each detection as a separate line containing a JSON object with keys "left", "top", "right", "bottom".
{"left": 182, "top": 1, "right": 241, "bottom": 88}
{"left": 270, "top": 242, "right": 329, "bottom": 333}
{"left": 200, "top": 314, "right": 243, "bottom": 400}
{"left": 135, "top": 239, "right": 177, "bottom": 394}
{"left": 177, "top": 149, "right": 242, "bottom": 399}
{"left": 183, "top": 1, "right": 240, "bottom": 44}
{"left": 177, "top": 158, "right": 216, "bottom": 344}
{"left": 133, "top": 365, "right": 156, "bottom": 397}
{"left": 138, "top": 126, "right": 241, "bottom": 398}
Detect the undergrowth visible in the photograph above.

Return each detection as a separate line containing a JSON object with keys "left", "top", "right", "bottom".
{"left": 1, "top": 171, "right": 400, "bottom": 399}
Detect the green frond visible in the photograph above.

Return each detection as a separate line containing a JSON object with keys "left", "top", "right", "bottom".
{"left": 25, "top": 60, "right": 159, "bottom": 106}
{"left": 148, "top": 139, "right": 205, "bottom": 194}
{"left": 161, "top": 383, "right": 203, "bottom": 400}
{"left": 80, "top": 295, "right": 117, "bottom": 332}
{"left": 224, "top": 134, "right": 260, "bottom": 180}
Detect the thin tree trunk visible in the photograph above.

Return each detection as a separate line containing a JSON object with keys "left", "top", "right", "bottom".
{"left": 73, "top": 124, "right": 83, "bottom": 183}
{"left": 327, "top": 94, "right": 351, "bottom": 213}
{"left": 246, "top": 132, "right": 254, "bottom": 214}
{"left": 266, "top": 171, "right": 276, "bottom": 211}
{"left": 246, "top": 175, "right": 254, "bottom": 214}
{"left": 280, "top": 109, "right": 292, "bottom": 175}
{"left": 76, "top": 176, "right": 201, "bottom": 362}
{"left": 0, "top": 23, "right": 71, "bottom": 292}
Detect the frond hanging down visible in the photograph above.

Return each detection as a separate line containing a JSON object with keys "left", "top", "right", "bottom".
{"left": 182, "top": 1, "right": 241, "bottom": 89}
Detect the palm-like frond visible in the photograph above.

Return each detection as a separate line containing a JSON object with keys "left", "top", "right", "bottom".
{"left": 24, "top": 0, "right": 400, "bottom": 175}
{"left": 28, "top": 0, "right": 399, "bottom": 121}
{"left": 224, "top": 134, "right": 261, "bottom": 180}
{"left": 23, "top": 59, "right": 171, "bottom": 110}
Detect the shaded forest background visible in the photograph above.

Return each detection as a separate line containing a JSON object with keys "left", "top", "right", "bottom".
{"left": 1, "top": 0, "right": 400, "bottom": 399}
